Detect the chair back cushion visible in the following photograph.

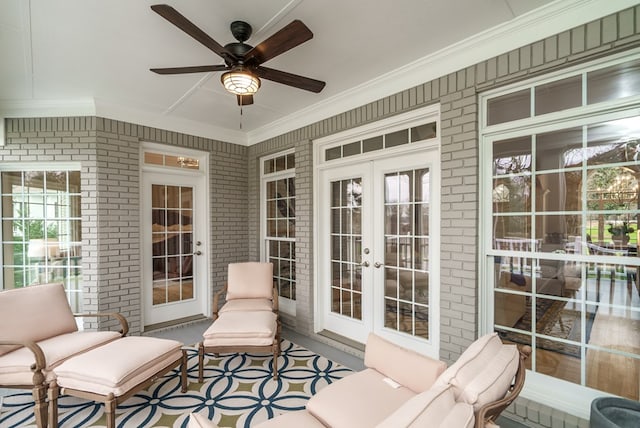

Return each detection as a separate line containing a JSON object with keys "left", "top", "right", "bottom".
{"left": 0, "top": 283, "right": 78, "bottom": 356}
{"left": 375, "top": 384, "right": 475, "bottom": 428}
{"left": 226, "top": 262, "right": 274, "bottom": 300}
{"left": 364, "top": 333, "right": 446, "bottom": 393}
{"left": 434, "top": 333, "right": 519, "bottom": 410}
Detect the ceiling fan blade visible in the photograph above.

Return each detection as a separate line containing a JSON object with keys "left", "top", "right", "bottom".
{"left": 255, "top": 66, "right": 325, "bottom": 93}
{"left": 150, "top": 4, "right": 236, "bottom": 64}
{"left": 244, "top": 20, "right": 313, "bottom": 65}
{"left": 237, "top": 94, "right": 254, "bottom": 106}
{"left": 150, "top": 65, "right": 230, "bottom": 75}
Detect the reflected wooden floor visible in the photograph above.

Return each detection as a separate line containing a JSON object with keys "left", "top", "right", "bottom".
{"left": 530, "top": 274, "right": 640, "bottom": 400}
{"left": 152, "top": 281, "right": 193, "bottom": 305}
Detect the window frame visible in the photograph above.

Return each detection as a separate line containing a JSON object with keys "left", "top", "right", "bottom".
{"left": 0, "top": 162, "right": 83, "bottom": 309}
{"left": 260, "top": 149, "right": 296, "bottom": 315}
{"left": 479, "top": 49, "right": 640, "bottom": 419}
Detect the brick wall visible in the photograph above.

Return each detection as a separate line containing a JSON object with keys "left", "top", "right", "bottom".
{"left": 246, "top": 5, "right": 640, "bottom": 427}
{"left": 3, "top": 117, "right": 248, "bottom": 335}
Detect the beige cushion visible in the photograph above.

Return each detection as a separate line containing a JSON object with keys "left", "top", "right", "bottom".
{"left": 188, "top": 412, "right": 219, "bottom": 428}
{"left": 0, "top": 331, "right": 121, "bottom": 385}
{"left": 306, "top": 368, "right": 415, "bottom": 428}
{"left": 202, "top": 311, "right": 277, "bottom": 347}
{"left": 227, "top": 262, "right": 273, "bottom": 300}
{"left": 53, "top": 336, "right": 183, "bottom": 396}
{"left": 375, "top": 384, "right": 474, "bottom": 428}
{"left": 255, "top": 410, "right": 327, "bottom": 428}
{"left": 0, "top": 283, "right": 78, "bottom": 356}
{"left": 460, "top": 345, "right": 519, "bottom": 410}
{"left": 434, "top": 333, "right": 519, "bottom": 410}
{"left": 219, "top": 298, "right": 273, "bottom": 313}
{"left": 364, "top": 333, "right": 446, "bottom": 393}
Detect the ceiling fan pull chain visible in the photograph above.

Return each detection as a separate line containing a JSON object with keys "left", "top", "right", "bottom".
{"left": 239, "top": 103, "right": 243, "bottom": 130}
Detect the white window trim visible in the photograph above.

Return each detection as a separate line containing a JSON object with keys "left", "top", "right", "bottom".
{"left": 260, "top": 149, "right": 296, "bottom": 315}
{"left": 478, "top": 49, "right": 640, "bottom": 419}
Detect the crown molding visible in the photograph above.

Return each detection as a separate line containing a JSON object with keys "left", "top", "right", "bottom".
{"left": 246, "top": 0, "right": 639, "bottom": 145}
{"left": 0, "top": 98, "right": 248, "bottom": 146}
{"left": 0, "top": 98, "right": 96, "bottom": 118}
{"left": 94, "top": 99, "right": 248, "bottom": 146}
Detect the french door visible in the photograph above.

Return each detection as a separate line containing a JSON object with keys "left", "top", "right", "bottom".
{"left": 142, "top": 171, "right": 208, "bottom": 326}
{"left": 318, "top": 149, "right": 440, "bottom": 357}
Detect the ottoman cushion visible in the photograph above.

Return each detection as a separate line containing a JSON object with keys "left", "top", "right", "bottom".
{"left": 203, "top": 311, "right": 276, "bottom": 347}
{"left": 53, "top": 336, "right": 182, "bottom": 396}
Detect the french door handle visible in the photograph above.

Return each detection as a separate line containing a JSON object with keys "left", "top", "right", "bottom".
{"left": 361, "top": 261, "right": 370, "bottom": 267}
{"left": 374, "top": 262, "right": 383, "bottom": 268}
{"left": 193, "top": 250, "right": 202, "bottom": 256}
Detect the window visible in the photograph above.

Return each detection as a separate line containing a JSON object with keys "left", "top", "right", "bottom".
{"left": 261, "top": 151, "right": 296, "bottom": 314}
{"left": 481, "top": 53, "right": 640, "bottom": 411}
{"left": 1, "top": 167, "right": 82, "bottom": 311}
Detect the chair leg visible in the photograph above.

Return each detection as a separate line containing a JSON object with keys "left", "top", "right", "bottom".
{"left": 181, "top": 349, "right": 188, "bottom": 393}
{"left": 198, "top": 342, "right": 205, "bottom": 383}
{"left": 105, "top": 393, "right": 116, "bottom": 428}
{"left": 45, "top": 381, "right": 58, "bottom": 428}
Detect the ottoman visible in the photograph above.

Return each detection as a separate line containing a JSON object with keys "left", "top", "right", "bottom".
{"left": 48, "top": 336, "right": 187, "bottom": 428}
{"left": 198, "top": 310, "right": 280, "bottom": 381}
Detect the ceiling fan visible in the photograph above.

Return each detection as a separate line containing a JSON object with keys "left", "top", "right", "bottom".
{"left": 149, "top": 4, "right": 326, "bottom": 106}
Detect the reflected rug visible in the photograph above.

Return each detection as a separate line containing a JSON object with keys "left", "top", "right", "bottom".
{"left": 500, "top": 298, "right": 595, "bottom": 358}
{"left": 0, "top": 340, "right": 353, "bottom": 428}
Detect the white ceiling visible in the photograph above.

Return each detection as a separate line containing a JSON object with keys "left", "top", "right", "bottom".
{"left": 0, "top": 0, "right": 636, "bottom": 145}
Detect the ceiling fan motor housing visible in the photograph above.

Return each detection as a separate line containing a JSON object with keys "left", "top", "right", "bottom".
{"left": 230, "top": 21, "right": 252, "bottom": 43}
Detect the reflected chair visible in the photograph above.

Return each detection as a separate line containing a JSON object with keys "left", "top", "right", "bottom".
{"left": 198, "top": 262, "right": 281, "bottom": 381}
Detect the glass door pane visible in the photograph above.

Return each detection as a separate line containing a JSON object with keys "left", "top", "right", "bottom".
{"left": 151, "top": 184, "right": 194, "bottom": 305}
{"left": 383, "top": 169, "right": 430, "bottom": 339}
{"left": 330, "top": 177, "right": 363, "bottom": 320}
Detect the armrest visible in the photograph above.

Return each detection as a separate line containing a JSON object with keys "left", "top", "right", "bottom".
{"left": 364, "top": 333, "right": 447, "bottom": 393}
{"left": 0, "top": 339, "right": 47, "bottom": 384}
{"left": 212, "top": 284, "right": 228, "bottom": 320}
{"left": 74, "top": 312, "right": 129, "bottom": 337}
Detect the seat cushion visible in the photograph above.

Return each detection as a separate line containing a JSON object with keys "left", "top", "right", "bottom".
{"left": 219, "top": 298, "right": 273, "bottom": 313}
{"left": 0, "top": 283, "right": 78, "bottom": 356}
{"left": 227, "top": 262, "right": 273, "bottom": 300}
{"left": 375, "top": 383, "right": 474, "bottom": 428}
{"left": 0, "top": 331, "right": 121, "bottom": 385}
{"left": 53, "top": 336, "right": 183, "bottom": 396}
{"left": 434, "top": 333, "right": 519, "bottom": 410}
{"left": 255, "top": 410, "right": 327, "bottom": 428}
{"left": 203, "top": 311, "right": 277, "bottom": 347}
{"left": 306, "top": 368, "right": 415, "bottom": 428}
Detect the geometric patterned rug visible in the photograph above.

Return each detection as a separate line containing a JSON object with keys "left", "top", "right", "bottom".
{"left": 0, "top": 340, "right": 353, "bottom": 427}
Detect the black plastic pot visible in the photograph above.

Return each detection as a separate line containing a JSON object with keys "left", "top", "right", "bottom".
{"left": 590, "top": 397, "right": 640, "bottom": 428}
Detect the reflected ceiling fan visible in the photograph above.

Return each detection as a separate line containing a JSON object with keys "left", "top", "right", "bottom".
{"left": 149, "top": 4, "right": 326, "bottom": 106}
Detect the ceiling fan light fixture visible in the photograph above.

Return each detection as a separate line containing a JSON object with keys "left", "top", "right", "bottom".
{"left": 221, "top": 68, "right": 261, "bottom": 95}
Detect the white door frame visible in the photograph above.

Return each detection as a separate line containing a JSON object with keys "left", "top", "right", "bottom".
{"left": 140, "top": 142, "right": 210, "bottom": 328}
{"left": 313, "top": 104, "right": 441, "bottom": 357}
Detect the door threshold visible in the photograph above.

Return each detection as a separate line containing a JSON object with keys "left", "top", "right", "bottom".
{"left": 318, "top": 329, "right": 366, "bottom": 352}
{"left": 144, "top": 314, "right": 208, "bottom": 333}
